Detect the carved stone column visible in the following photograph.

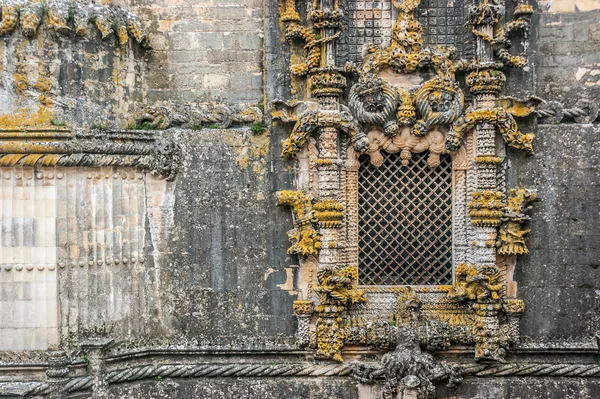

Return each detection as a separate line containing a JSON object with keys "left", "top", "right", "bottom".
{"left": 293, "top": 299, "right": 314, "bottom": 347}
{"left": 81, "top": 338, "right": 113, "bottom": 399}
{"left": 45, "top": 350, "right": 71, "bottom": 397}
{"left": 316, "top": 144, "right": 341, "bottom": 269}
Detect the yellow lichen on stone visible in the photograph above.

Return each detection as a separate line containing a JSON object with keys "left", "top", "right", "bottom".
{"left": 34, "top": 75, "right": 53, "bottom": 106}
{"left": 277, "top": 190, "right": 322, "bottom": 256}
{"left": 448, "top": 263, "right": 502, "bottom": 302}
{"left": 0, "top": 5, "right": 19, "bottom": 35}
{"left": 313, "top": 266, "right": 365, "bottom": 362}
{"left": 468, "top": 190, "right": 506, "bottom": 227}
{"left": 0, "top": 107, "right": 54, "bottom": 127}
{"left": 116, "top": 26, "right": 129, "bottom": 46}
{"left": 13, "top": 73, "right": 29, "bottom": 95}
{"left": 497, "top": 188, "right": 537, "bottom": 255}
{"left": 95, "top": 15, "right": 113, "bottom": 40}
{"left": 313, "top": 199, "right": 343, "bottom": 228}
{"left": 222, "top": 129, "right": 270, "bottom": 179}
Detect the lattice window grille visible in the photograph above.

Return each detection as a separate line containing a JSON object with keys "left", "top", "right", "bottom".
{"left": 358, "top": 151, "right": 453, "bottom": 286}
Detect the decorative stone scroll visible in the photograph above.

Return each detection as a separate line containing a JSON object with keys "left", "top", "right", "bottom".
{"left": 276, "top": 0, "right": 539, "bottom": 394}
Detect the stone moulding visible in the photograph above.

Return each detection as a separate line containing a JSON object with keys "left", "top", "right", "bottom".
{"left": 0, "top": 0, "right": 149, "bottom": 47}
{"left": 135, "top": 104, "right": 264, "bottom": 130}
{"left": 0, "top": 128, "right": 181, "bottom": 180}
{"left": 3, "top": 357, "right": 600, "bottom": 398}
{"left": 275, "top": 0, "right": 542, "bottom": 393}
{"left": 535, "top": 99, "right": 600, "bottom": 124}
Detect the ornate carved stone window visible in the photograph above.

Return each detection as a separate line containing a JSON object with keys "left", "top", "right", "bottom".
{"left": 276, "top": 0, "right": 537, "bottom": 394}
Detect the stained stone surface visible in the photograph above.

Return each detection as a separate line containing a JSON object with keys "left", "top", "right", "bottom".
{"left": 0, "top": 0, "right": 599, "bottom": 397}
{"left": 509, "top": 124, "right": 600, "bottom": 340}
{"left": 106, "top": 378, "right": 360, "bottom": 399}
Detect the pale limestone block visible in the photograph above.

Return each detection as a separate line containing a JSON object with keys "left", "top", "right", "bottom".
{"left": 13, "top": 218, "right": 24, "bottom": 247}
{"left": 33, "top": 218, "right": 46, "bottom": 247}
{"left": 21, "top": 281, "right": 32, "bottom": 300}
{"left": 21, "top": 249, "right": 32, "bottom": 264}
{"left": 46, "top": 268, "right": 57, "bottom": 283}
{"left": 46, "top": 300, "right": 58, "bottom": 328}
{"left": 46, "top": 325, "right": 58, "bottom": 347}
{"left": 1, "top": 184, "right": 12, "bottom": 201}
{"left": 23, "top": 328, "right": 35, "bottom": 350}
{"left": 23, "top": 218, "right": 33, "bottom": 246}
{"left": 203, "top": 73, "right": 231, "bottom": 88}
{"left": 0, "top": 329, "right": 12, "bottom": 348}
{"left": 23, "top": 199, "right": 34, "bottom": 217}
{"left": 46, "top": 247, "right": 57, "bottom": 263}
{"left": 46, "top": 277, "right": 57, "bottom": 299}
{"left": 1, "top": 219, "right": 12, "bottom": 247}
{"left": 13, "top": 186, "right": 23, "bottom": 201}
{"left": 12, "top": 301, "right": 24, "bottom": 328}
{"left": 44, "top": 219, "right": 57, "bottom": 247}
{"left": 31, "top": 247, "right": 45, "bottom": 264}
{"left": 12, "top": 270, "right": 25, "bottom": 284}
{"left": 0, "top": 302, "right": 12, "bottom": 326}
{"left": 14, "top": 246, "right": 25, "bottom": 264}
{"left": 35, "top": 300, "right": 49, "bottom": 327}
{"left": 45, "top": 199, "right": 57, "bottom": 217}
{"left": 34, "top": 328, "right": 47, "bottom": 350}
{"left": 2, "top": 247, "right": 13, "bottom": 264}
{"left": 0, "top": 284, "right": 11, "bottom": 300}
{"left": 33, "top": 281, "right": 46, "bottom": 301}
{"left": 23, "top": 303, "right": 37, "bottom": 327}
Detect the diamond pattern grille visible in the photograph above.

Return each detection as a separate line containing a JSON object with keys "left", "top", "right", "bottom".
{"left": 358, "top": 152, "right": 453, "bottom": 286}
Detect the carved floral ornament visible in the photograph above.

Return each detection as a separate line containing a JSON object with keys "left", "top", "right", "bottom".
{"left": 275, "top": 0, "right": 538, "bottom": 395}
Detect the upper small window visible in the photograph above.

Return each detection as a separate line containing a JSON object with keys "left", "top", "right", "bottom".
{"left": 358, "top": 151, "right": 453, "bottom": 286}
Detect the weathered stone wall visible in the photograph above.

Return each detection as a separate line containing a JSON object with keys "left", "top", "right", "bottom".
{"left": 0, "top": 0, "right": 263, "bottom": 129}
{"left": 509, "top": 124, "right": 600, "bottom": 341}
{"left": 504, "top": 8, "right": 600, "bottom": 341}
{"left": 1, "top": 0, "right": 600, "bottom": 398}
{"left": 139, "top": 128, "right": 296, "bottom": 343}
{"left": 131, "top": 0, "right": 263, "bottom": 105}
{"left": 106, "top": 378, "right": 358, "bottom": 399}
{"left": 535, "top": 10, "right": 600, "bottom": 104}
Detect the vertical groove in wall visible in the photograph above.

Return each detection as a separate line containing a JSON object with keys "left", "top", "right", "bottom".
{"left": 2, "top": 169, "right": 12, "bottom": 348}
{"left": 54, "top": 167, "right": 148, "bottom": 347}
{"left": 129, "top": 171, "right": 138, "bottom": 336}
{"left": 105, "top": 167, "right": 115, "bottom": 328}
{"left": 0, "top": 166, "right": 149, "bottom": 350}
{"left": 0, "top": 168, "right": 58, "bottom": 350}
{"left": 56, "top": 168, "right": 68, "bottom": 346}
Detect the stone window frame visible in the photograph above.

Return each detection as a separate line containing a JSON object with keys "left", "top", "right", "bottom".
{"left": 277, "top": 0, "right": 536, "bottom": 365}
